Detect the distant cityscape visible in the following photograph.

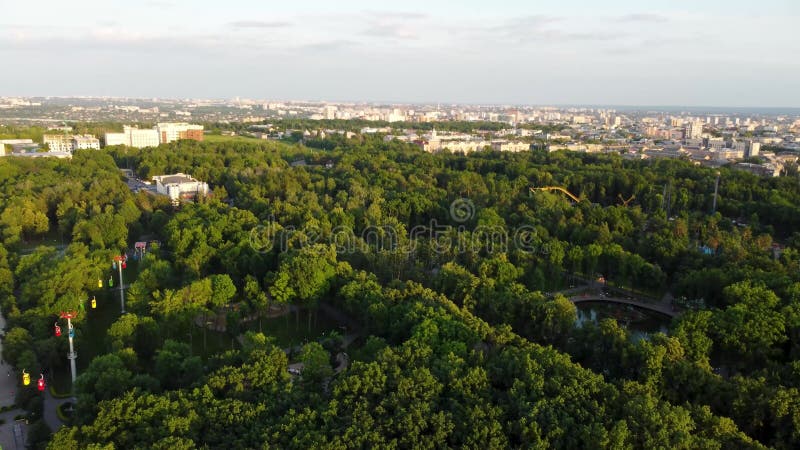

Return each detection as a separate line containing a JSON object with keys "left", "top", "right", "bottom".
{"left": 1, "top": 96, "right": 799, "bottom": 177}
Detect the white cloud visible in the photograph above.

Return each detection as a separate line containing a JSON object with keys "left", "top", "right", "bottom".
{"left": 1, "top": 4, "right": 799, "bottom": 105}
{"left": 616, "top": 13, "right": 669, "bottom": 23}
{"left": 228, "top": 20, "right": 292, "bottom": 29}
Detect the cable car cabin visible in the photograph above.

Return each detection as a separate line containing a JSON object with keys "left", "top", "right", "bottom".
{"left": 22, "top": 371, "right": 30, "bottom": 386}
{"left": 54, "top": 324, "right": 62, "bottom": 337}
{"left": 38, "top": 375, "right": 45, "bottom": 391}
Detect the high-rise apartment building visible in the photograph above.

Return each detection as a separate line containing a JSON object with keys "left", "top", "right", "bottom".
{"left": 685, "top": 121, "right": 703, "bottom": 140}
{"left": 746, "top": 141, "right": 761, "bottom": 158}
{"left": 324, "top": 105, "right": 337, "bottom": 120}
{"left": 386, "top": 109, "right": 406, "bottom": 123}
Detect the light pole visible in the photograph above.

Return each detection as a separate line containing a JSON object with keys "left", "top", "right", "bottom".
{"left": 204, "top": 320, "right": 213, "bottom": 353}
{"left": 59, "top": 311, "right": 78, "bottom": 384}
{"left": 712, "top": 171, "right": 721, "bottom": 214}
{"left": 113, "top": 255, "right": 127, "bottom": 314}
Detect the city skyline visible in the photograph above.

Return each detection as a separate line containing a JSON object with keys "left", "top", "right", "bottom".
{"left": 2, "top": 0, "right": 799, "bottom": 107}
{"left": 8, "top": 96, "right": 800, "bottom": 114}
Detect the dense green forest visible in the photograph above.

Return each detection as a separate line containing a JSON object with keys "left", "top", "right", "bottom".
{"left": 1, "top": 135, "right": 799, "bottom": 448}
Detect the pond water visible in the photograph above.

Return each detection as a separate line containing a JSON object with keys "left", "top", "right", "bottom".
{"left": 575, "top": 301, "right": 672, "bottom": 340}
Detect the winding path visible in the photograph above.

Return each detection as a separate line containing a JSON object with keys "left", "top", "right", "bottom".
{"left": 42, "top": 389, "right": 69, "bottom": 431}
{"left": 0, "top": 307, "right": 29, "bottom": 449}
{"left": 0, "top": 409, "right": 28, "bottom": 450}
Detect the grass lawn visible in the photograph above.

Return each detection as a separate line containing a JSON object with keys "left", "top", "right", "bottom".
{"left": 51, "top": 257, "right": 143, "bottom": 393}
{"left": 243, "top": 308, "right": 344, "bottom": 349}
{"left": 203, "top": 134, "right": 264, "bottom": 144}
{"left": 190, "top": 327, "right": 236, "bottom": 358}
{"left": 17, "top": 229, "right": 69, "bottom": 254}
{"left": 48, "top": 255, "right": 348, "bottom": 392}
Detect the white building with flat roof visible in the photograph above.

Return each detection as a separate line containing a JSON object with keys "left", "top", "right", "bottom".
{"left": 73, "top": 135, "right": 100, "bottom": 150}
{"left": 43, "top": 134, "right": 100, "bottom": 152}
{"left": 0, "top": 139, "right": 34, "bottom": 155}
{"left": 155, "top": 123, "right": 204, "bottom": 144}
{"left": 105, "top": 126, "right": 160, "bottom": 148}
{"left": 152, "top": 173, "right": 209, "bottom": 201}
{"left": 104, "top": 132, "right": 127, "bottom": 147}
{"left": 43, "top": 135, "right": 73, "bottom": 152}
{"left": 5, "top": 151, "right": 72, "bottom": 159}
{"left": 0, "top": 139, "right": 34, "bottom": 146}
{"left": 129, "top": 127, "right": 160, "bottom": 148}
{"left": 490, "top": 140, "right": 531, "bottom": 153}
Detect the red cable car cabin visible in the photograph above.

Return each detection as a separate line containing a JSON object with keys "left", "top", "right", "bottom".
{"left": 37, "top": 375, "right": 45, "bottom": 391}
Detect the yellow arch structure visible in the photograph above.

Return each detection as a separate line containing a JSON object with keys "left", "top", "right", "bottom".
{"left": 529, "top": 186, "right": 582, "bottom": 203}
{"left": 618, "top": 194, "right": 635, "bottom": 207}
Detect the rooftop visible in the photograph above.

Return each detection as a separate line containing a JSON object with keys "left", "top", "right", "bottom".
{"left": 153, "top": 173, "right": 201, "bottom": 185}
{"left": 158, "top": 175, "right": 194, "bottom": 184}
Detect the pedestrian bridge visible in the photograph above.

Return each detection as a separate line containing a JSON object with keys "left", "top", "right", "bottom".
{"left": 569, "top": 295, "right": 680, "bottom": 318}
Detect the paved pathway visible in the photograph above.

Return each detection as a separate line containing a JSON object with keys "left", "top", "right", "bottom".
{"left": 18, "top": 243, "right": 68, "bottom": 256}
{"left": 0, "top": 366, "right": 16, "bottom": 411}
{"left": 0, "top": 307, "right": 21, "bottom": 410}
{"left": 42, "top": 389, "right": 69, "bottom": 432}
{"left": 0, "top": 409, "right": 28, "bottom": 450}
{"left": 548, "top": 285, "right": 590, "bottom": 297}
{"left": 334, "top": 352, "right": 349, "bottom": 374}
{"left": 0, "top": 307, "right": 29, "bottom": 449}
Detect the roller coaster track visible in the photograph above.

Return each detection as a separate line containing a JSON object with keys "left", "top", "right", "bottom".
{"left": 529, "top": 186, "right": 583, "bottom": 203}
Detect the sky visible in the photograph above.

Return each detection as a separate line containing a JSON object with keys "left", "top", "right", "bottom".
{"left": 2, "top": 0, "right": 799, "bottom": 107}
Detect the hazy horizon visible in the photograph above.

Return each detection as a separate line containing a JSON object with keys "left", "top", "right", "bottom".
{"left": 2, "top": 0, "right": 799, "bottom": 107}
{"left": 7, "top": 96, "right": 800, "bottom": 114}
